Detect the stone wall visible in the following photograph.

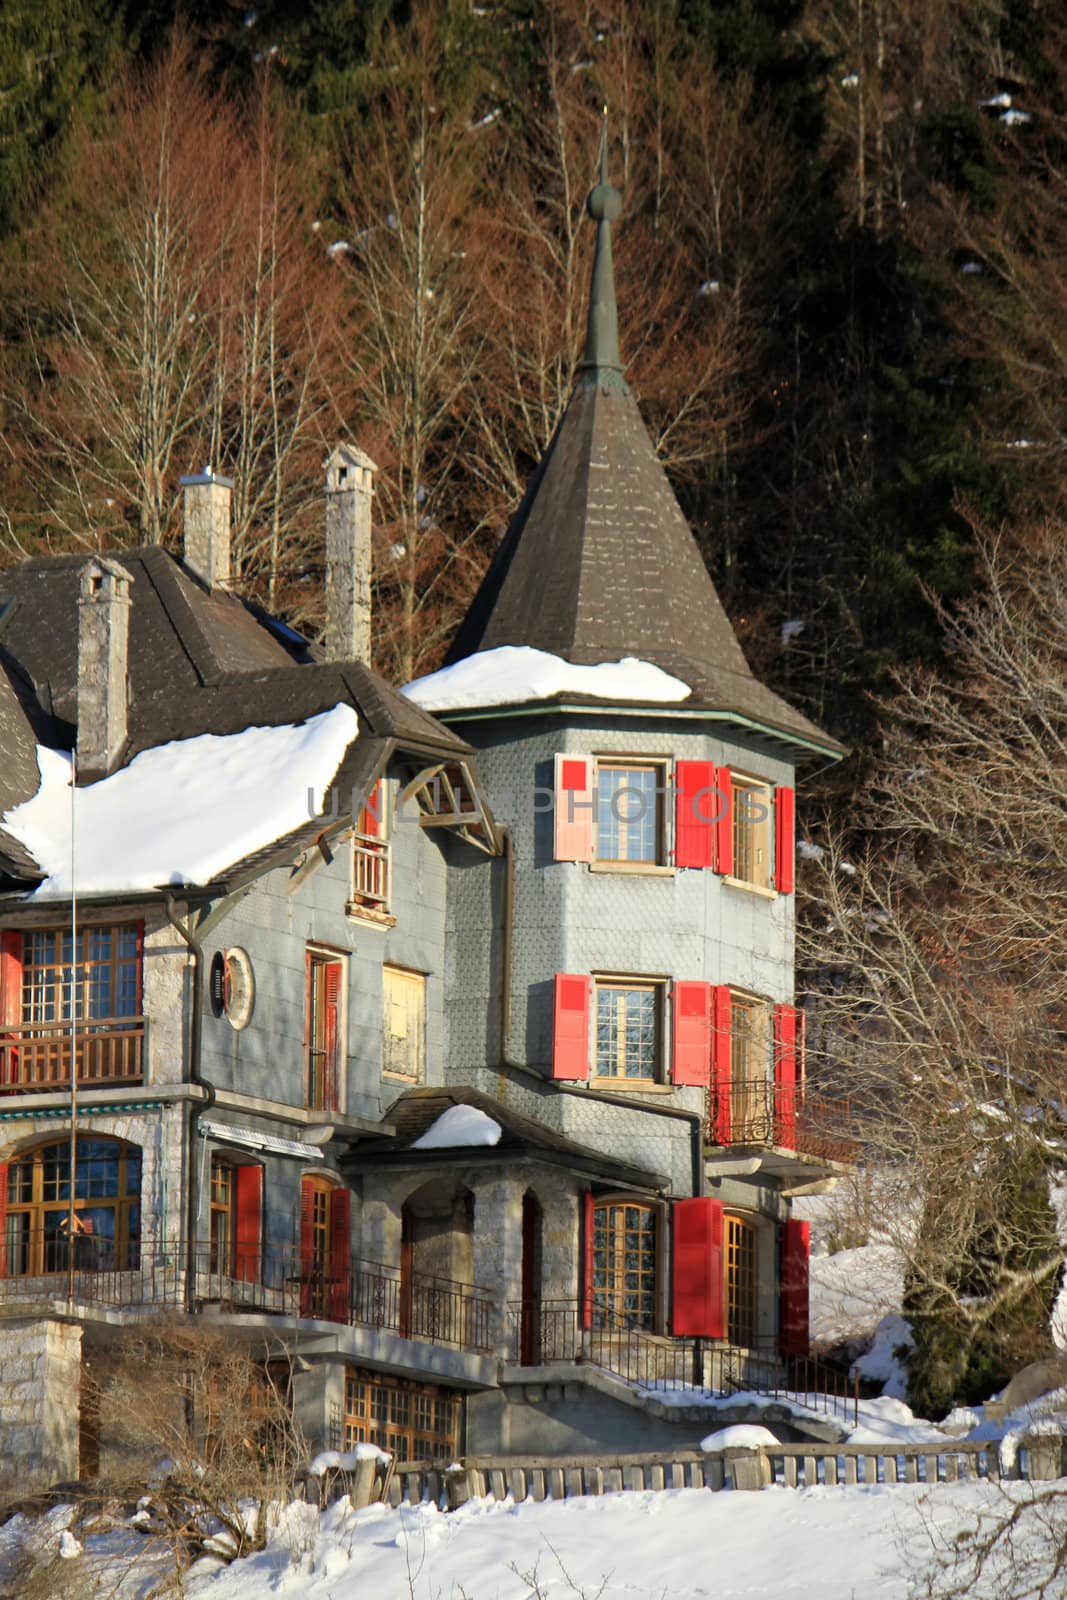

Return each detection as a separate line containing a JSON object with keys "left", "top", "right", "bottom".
{"left": 0, "top": 1318, "right": 83, "bottom": 1488}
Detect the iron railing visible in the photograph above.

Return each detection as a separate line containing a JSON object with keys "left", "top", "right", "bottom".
{"left": 708, "top": 1076, "right": 858, "bottom": 1164}
{"left": 507, "top": 1297, "right": 858, "bottom": 1424}
{"left": 0, "top": 1017, "right": 145, "bottom": 1094}
{"left": 0, "top": 1233, "right": 493, "bottom": 1353}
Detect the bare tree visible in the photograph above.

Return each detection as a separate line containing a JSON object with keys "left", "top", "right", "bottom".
{"left": 798, "top": 516, "right": 1067, "bottom": 1412}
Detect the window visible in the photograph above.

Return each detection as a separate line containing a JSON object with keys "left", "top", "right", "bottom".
{"left": 729, "top": 993, "right": 772, "bottom": 1142}
{"left": 730, "top": 775, "right": 772, "bottom": 889}
{"left": 1, "top": 925, "right": 146, "bottom": 1093}
{"left": 306, "top": 951, "right": 344, "bottom": 1112}
{"left": 595, "top": 761, "right": 666, "bottom": 864}
{"left": 594, "top": 978, "right": 665, "bottom": 1081}
{"left": 350, "top": 780, "right": 391, "bottom": 918}
{"left": 20, "top": 925, "right": 142, "bottom": 1024}
{"left": 592, "top": 1201, "right": 659, "bottom": 1331}
{"left": 209, "top": 1157, "right": 235, "bottom": 1275}
{"left": 343, "top": 1370, "right": 462, "bottom": 1463}
{"left": 4, "top": 1136, "right": 141, "bottom": 1277}
{"left": 382, "top": 966, "right": 425, "bottom": 1082}
{"left": 725, "top": 1213, "right": 758, "bottom": 1348}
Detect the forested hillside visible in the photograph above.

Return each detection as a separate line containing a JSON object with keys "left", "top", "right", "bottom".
{"left": 0, "top": 0, "right": 1063, "bottom": 757}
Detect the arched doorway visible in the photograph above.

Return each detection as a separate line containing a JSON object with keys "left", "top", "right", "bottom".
{"left": 400, "top": 1179, "right": 474, "bottom": 1343}
{"left": 520, "top": 1190, "right": 543, "bottom": 1365}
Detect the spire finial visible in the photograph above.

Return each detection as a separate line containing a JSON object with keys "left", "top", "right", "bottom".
{"left": 579, "top": 111, "right": 626, "bottom": 390}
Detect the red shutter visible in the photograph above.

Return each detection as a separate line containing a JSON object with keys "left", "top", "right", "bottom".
{"left": 671, "top": 981, "right": 711, "bottom": 1085}
{"left": 714, "top": 767, "right": 733, "bottom": 875}
{"left": 299, "top": 1177, "right": 316, "bottom": 1318}
{"left": 775, "top": 786, "right": 796, "bottom": 894}
{"left": 323, "top": 961, "right": 343, "bottom": 1112}
{"left": 0, "top": 1162, "right": 7, "bottom": 1277}
{"left": 360, "top": 779, "right": 382, "bottom": 839}
{"left": 329, "top": 1187, "right": 351, "bottom": 1323}
{"left": 552, "top": 973, "right": 590, "bottom": 1080}
{"left": 773, "top": 1004, "right": 798, "bottom": 1150}
{"left": 234, "top": 1164, "right": 263, "bottom": 1284}
{"left": 580, "top": 1191, "right": 595, "bottom": 1331}
{"left": 554, "top": 754, "right": 594, "bottom": 863}
{"left": 674, "top": 761, "right": 716, "bottom": 869}
{"left": 710, "top": 986, "right": 732, "bottom": 1144}
{"left": 671, "top": 1198, "right": 725, "bottom": 1338}
{"left": 780, "top": 1218, "right": 810, "bottom": 1357}
{"left": 0, "top": 931, "right": 22, "bottom": 1088}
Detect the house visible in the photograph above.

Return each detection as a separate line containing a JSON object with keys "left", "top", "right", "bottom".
{"left": 0, "top": 143, "right": 852, "bottom": 1487}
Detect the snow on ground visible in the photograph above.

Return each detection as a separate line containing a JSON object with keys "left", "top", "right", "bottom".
{"left": 402, "top": 645, "right": 691, "bottom": 711}
{"left": 699, "top": 1424, "right": 779, "bottom": 1450}
{"left": 1, "top": 704, "right": 358, "bottom": 898}
{"left": 7, "top": 1481, "right": 1057, "bottom": 1600}
{"left": 411, "top": 1105, "right": 502, "bottom": 1149}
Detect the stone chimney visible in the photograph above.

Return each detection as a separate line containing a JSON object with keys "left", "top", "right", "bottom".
{"left": 324, "top": 444, "right": 377, "bottom": 663}
{"left": 180, "top": 467, "right": 233, "bottom": 590}
{"left": 77, "top": 556, "right": 133, "bottom": 782}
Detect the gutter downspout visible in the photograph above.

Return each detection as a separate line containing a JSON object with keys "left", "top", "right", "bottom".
{"left": 498, "top": 826, "right": 515, "bottom": 1069}
{"left": 166, "top": 895, "right": 216, "bottom": 1311}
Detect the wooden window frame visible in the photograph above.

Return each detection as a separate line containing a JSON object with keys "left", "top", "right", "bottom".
{"left": 19, "top": 923, "right": 144, "bottom": 1025}
{"left": 724, "top": 1211, "right": 759, "bottom": 1350}
{"left": 349, "top": 780, "right": 393, "bottom": 922}
{"left": 592, "top": 975, "right": 668, "bottom": 1084}
{"left": 593, "top": 758, "right": 669, "bottom": 867}
{"left": 727, "top": 774, "right": 773, "bottom": 892}
{"left": 382, "top": 965, "right": 426, "bottom": 1083}
{"left": 209, "top": 1155, "right": 236, "bottom": 1275}
{"left": 343, "top": 1368, "right": 463, "bottom": 1463}
{"left": 5, "top": 1135, "right": 140, "bottom": 1277}
{"left": 305, "top": 948, "right": 345, "bottom": 1113}
{"left": 591, "top": 1196, "right": 665, "bottom": 1333}
{"left": 728, "top": 990, "right": 773, "bottom": 1143}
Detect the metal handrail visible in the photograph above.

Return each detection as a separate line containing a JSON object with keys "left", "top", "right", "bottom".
{"left": 0, "top": 1233, "right": 494, "bottom": 1353}
{"left": 506, "top": 1297, "right": 859, "bottom": 1424}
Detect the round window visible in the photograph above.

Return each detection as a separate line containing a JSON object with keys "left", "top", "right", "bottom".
{"left": 211, "top": 947, "right": 255, "bottom": 1030}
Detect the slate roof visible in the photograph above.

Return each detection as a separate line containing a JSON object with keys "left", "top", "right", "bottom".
{"left": 446, "top": 167, "right": 844, "bottom": 758}
{"left": 346, "top": 1086, "right": 669, "bottom": 1193}
{"left": 0, "top": 545, "right": 473, "bottom": 892}
{"left": 0, "top": 547, "right": 464, "bottom": 759}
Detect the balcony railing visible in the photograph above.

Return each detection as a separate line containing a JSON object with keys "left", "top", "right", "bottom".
{"left": 708, "top": 1077, "right": 858, "bottom": 1165}
{"left": 349, "top": 833, "right": 390, "bottom": 914}
{"left": 0, "top": 1017, "right": 145, "bottom": 1095}
{"left": 0, "top": 1233, "right": 493, "bottom": 1354}
{"left": 507, "top": 1297, "right": 859, "bottom": 1424}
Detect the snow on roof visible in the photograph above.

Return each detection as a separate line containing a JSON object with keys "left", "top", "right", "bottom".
{"left": 2, "top": 703, "right": 358, "bottom": 900}
{"left": 402, "top": 646, "right": 691, "bottom": 713}
{"left": 411, "top": 1104, "right": 503, "bottom": 1150}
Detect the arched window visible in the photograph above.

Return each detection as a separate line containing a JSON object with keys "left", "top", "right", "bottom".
{"left": 592, "top": 1200, "right": 659, "bottom": 1331}
{"left": 4, "top": 1136, "right": 141, "bottom": 1276}
{"left": 725, "top": 1212, "right": 758, "bottom": 1348}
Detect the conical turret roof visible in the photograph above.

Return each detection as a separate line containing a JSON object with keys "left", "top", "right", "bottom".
{"left": 446, "top": 130, "right": 842, "bottom": 757}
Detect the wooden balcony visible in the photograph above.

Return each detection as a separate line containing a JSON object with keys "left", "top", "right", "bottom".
{"left": 349, "top": 832, "right": 391, "bottom": 916}
{"left": 0, "top": 1017, "right": 146, "bottom": 1094}
{"left": 708, "top": 1077, "right": 858, "bottom": 1167}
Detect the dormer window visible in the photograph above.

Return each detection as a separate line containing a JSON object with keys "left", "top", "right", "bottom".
{"left": 595, "top": 760, "right": 666, "bottom": 865}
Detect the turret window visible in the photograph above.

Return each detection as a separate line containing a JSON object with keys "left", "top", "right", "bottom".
{"left": 730, "top": 775, "right": 772, "bottom": 889}
{"left": 593, "top": 977, "right": 665, "bottom": 1081}
{"left": 595, "top": 761, "right": 666, "bottom": 864}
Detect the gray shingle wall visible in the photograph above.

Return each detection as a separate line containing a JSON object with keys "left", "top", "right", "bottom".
{"left": 441, "top": 708, "right": 797, "bottom": 1201}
